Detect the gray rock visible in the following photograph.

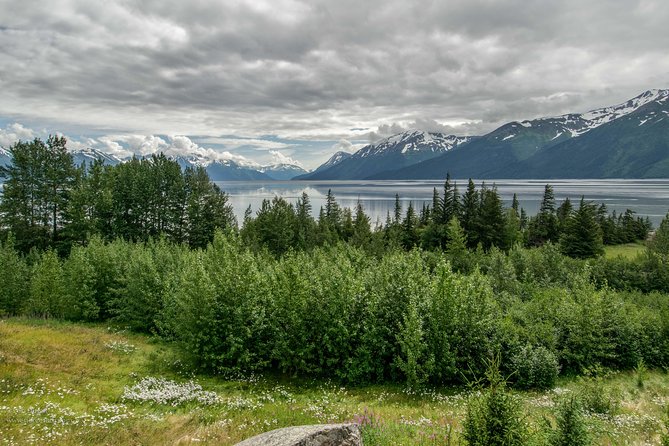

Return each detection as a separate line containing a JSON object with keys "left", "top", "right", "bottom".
{"left": 235, "top": 423, "right": 362, "bottom": 446}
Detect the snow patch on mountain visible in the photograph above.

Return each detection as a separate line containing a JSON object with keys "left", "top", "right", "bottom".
{"left": 359, "top": 130, "right": 471, "bottom": 158}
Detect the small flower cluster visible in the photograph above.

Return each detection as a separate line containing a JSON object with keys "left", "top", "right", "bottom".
{"left": 257, "top": 385, "right": 295, "bottom": 404}
{"left": 302, "top": 391, "right": 347, "bottom": 422}
{"left": 0, "top": 378, "right": 78, "bottom": 399}
{"left": 0, "top": 401, "right": 133, "bottom": 444}
{"left": 587, "top": 412, "right": 661, "bottom": 439}
{"left": 224, "top": 395, "right": 263, "bottom": 411}
{"left": 399, "top": 415, "right": 434, "bottom": 426}
{"left": 122, "top": 377, "right": 221, "bottom": 406}
{"left": 104, "top": 340, "right": 137, "bottom": 354}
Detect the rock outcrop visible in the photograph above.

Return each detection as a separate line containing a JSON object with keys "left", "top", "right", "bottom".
{"left": 234, "top": 423, "right": 361, "bottom": 446}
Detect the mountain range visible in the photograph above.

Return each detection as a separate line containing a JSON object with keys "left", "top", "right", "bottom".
{"left": 302, "top": 89, "right": 669, "bottom": 180}
{"left": 2, "top": 89, "right": 667, "bottom": 180}
{"left": 0, "top": 147, "right": 308, "bottom": 181}
{"left": 295, "top": 131, "right": 471, "bottom": 180}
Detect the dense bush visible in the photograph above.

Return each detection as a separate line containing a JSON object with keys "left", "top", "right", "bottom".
{"left": 1, "top": 230, "right": 668, "bottom": 386}
{"left": 463, "top": 358, "right": 527, "bottom": 446}
{"left": 510, "top": 345, "right": 560, "bottom": 390}
{"left": 548, "top": 396, "right": 590, "bottom": 446}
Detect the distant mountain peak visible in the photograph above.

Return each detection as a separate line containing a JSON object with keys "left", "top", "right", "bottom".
{"left": 70, "top": 147, "right": 122, "bottom": 166}
{"left": 360, "top": 130, "right": 471, "bottom": 158}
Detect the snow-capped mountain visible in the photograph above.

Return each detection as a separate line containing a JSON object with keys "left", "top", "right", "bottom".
{"left": 70, "top": 148, "right": 123, "bottom": 166}
{"left": 204, "top": 159, "right": 272, "bottom": 181}
{"left": 506, "top": 88, "right": 669, "bottom": 142}
{"left": 300, "top": 131, "right": 472, "bottom": 180}
{"left": 293, "top": 151, "right": 351, "bottom": 179}
{"left": 320, "top": 151, "right": 352, "bottom": 170}
{"left": 258, "top": 163, "right": 308, "bottom": 180}
{"left": 360, "top": 131, "right": 471, "bottom": 158}
{"left": 379, "top": 89, "right": 669, "bottom": 179}
{"left": 0, "top": 147, "right": 11, "bottom": 167}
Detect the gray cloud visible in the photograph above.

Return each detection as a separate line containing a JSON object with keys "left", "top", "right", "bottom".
{"left": 0, "top": 0, "right": 667, "bottom": 165}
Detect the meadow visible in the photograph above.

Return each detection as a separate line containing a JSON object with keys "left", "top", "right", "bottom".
{"left": 1, "top": 319, "right": 668, "bottom": 445}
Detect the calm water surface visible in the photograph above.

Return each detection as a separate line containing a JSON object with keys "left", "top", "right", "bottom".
{"left": 216, "top": 179, "right": 669, "bottom": 228}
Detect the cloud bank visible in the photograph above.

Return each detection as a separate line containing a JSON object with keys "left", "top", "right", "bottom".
{"left": 0, "top": 0, "right": 667, "bottom": 166}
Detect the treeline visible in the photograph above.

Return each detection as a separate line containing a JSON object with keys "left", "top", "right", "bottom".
{"left": 0, "top": 138, "right": 653, "bottom": 259}
{"left": 0, "top": 137, "right": 235, "bottom": 254}
{"left": 1, "top": 137, "right": 669, "bottom": 387}
{"left": 239, "top": 176, "right": 651, "bottom": 259}
{"left": 1, "top": 232, "right": 669, "bottom": 388}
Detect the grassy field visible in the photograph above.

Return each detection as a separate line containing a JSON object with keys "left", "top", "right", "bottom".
{"left": 604, "top": 242, "right": 646, "bottom": 259}
{"left": 1, "top": 319, "right": 668, "bottom": 445}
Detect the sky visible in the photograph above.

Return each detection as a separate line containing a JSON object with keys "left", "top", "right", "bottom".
{"left": 0, "top": 0, "right": 668, "bottom": 169}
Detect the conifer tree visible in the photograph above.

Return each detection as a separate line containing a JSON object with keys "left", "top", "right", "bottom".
{"left": 528, "top": 184, "right": 560, "bottom": 247}
{"left": 477, "top": 185, "right": 507, "bottom": 250}
{"left": 446, "top": 216, "right": 467, "bottom": 253}
{"left": 402, "top": 202, "right": 419, "bottom": 248}
{"left": 393, "top": 193, "right": 402, "bottom": 224}
{"left": 649, "top": 212, "right": 669, "bottom": 255}
{"left": 351, "top": 201, "right": 372, "bottom": 248}
{"left": 295, "top": 192, "right": 316, "bottom": 249}
{"left": 461, "top": 179, "right": 480, "bottom": 248}
{"left": 560, "top": 197, "right": 604, "bottom": 258}
{"left": 556, "top": 197, "right": 573, "bottom": 231}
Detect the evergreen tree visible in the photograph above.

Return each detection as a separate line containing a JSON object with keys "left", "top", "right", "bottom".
{"left": 294, "top": 192, "right": 316, "bottom": 250}
{"left": 461, "top": 179, "right": 480, "bottom": 248}
{"left": 511, "top": 193, "right": 519, "bottom": 214}
{"left": 341, "top": 208, "right": 355, "bottom": 241}
{"left": 556, "top": 197, "right": 573, "bottom": 231}
{"left": 252, "top": 197, "right": 297, "bottom": 256}
{"left": 351, "top": 201, "right": 372, "bottom": 249}
{"left": 560, "top": 197, "right": 604, "bottom": 259}
{"left": 445, "top": 216, "right": 468, "bottom": 271}
{"left": 528, "top": 184, "right": 560, "bottom": 247}
{"left": 441, "top": 173, "right": 458, "bottom": 224}
{"left": 402, "top": 202, "right": 419, "bottom": 249}
{"left": 649, "top": 212, "right": 669, "bottom": 255}
{"left": 393, "top": 193, "right": 402, "bottom": 224}
{"left": 477, "top": 185, "right": 507, "bottom": 250}
{"left": 184, "top": 166, "right": 236, "bottom": 248}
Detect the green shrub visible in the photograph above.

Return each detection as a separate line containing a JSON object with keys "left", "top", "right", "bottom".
{"left": 25, "top": 250, "right": 65, "bottom": 318}
{"left": 548, "top": 396, "right": 590, "bottom": 446}
{"left": 0, "top": 235, "right": 28, "bottom": 316}
{"left": 577, "top": 370, "right": 618, "bottom": 415}
{"left": 463, "top": 357, "right": 527, "bottom": 446}
{"left": 510, "top": 345, "right": 560, "bottom": 390}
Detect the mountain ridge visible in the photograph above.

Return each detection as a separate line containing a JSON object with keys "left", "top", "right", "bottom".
{"left": 315, "top": 88, "right": 669, "bottom": 180}
{"left": 297, "top": 130, "right": 472, "bottom": 180}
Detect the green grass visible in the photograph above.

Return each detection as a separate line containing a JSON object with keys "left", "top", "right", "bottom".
{"left": 604, "top": 242, "right": 646, "bottom": 259}
{"left": 1, "top": 319, "right": 668, "bottom": 445}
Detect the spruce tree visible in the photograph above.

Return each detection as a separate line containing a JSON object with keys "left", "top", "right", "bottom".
{"left": 402, "top": 201, "right": 419, "bottom": 248}
{"left": 477, "top": 185, "right": 507, "bottom": 250}
{"left": 461, "top": 179, "right": 480, "bottom": 248}
{"left": 295, "top": 192, "right": 316, "bottom": 250}
{"left": 528, "top": 184, "right": 560, "bottom": 247}
{"left": 649, "top": 212, "right": 669, "bottom": 255}
{"left": 560, "top": 197, "right": 604, "bottom": 259}
{"left": 351, "top": 201, "right": 372, "bottom": 248}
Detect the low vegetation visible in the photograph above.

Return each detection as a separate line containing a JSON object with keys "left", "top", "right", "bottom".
{"left": 2, "top": 137, "right": 669, "bottom": 444}
{"left": 1, "top": 320, "right": 669, "bottom": 445}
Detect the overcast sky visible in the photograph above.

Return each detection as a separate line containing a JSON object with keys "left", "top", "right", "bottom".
{"left": 1, "top": 0, "right": 668, "bottom": 168}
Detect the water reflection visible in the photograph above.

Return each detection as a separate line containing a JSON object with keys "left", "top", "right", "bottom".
{"left": 216, "top": 179, "right": 669, "bottom": 227}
